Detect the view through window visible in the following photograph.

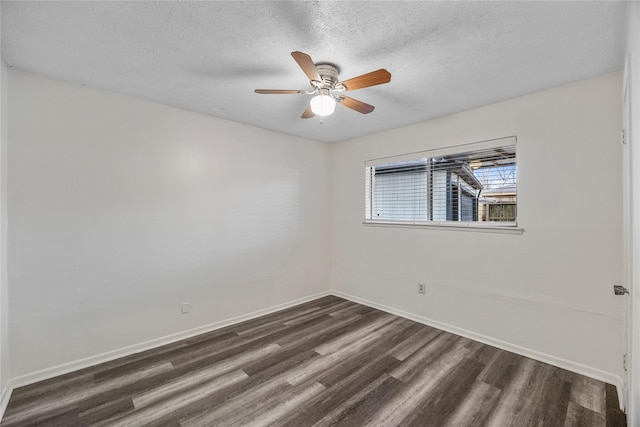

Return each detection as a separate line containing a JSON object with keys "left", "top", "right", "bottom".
{"left": 365, "top": 137, "right": 517, "bottom": 226}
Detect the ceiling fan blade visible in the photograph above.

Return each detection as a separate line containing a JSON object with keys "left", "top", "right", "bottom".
{"left": 291, "top": 51, "right": 321, "bottom": 82}
{"left": 301, "top": 104, "right": 315, "bottom": 119}
{"left": 338, "top": 96, "right": 375, "bottom": 114}
{"left": 340, "top": 69, "right": 391, "bottom": 91}
{"left": 254, "top": 89, "right": 303, "bottom": 94}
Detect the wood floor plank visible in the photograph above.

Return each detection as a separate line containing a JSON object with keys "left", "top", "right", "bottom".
{"left": 2, "top": 361, "right": 174, "bottom": 427}
{"left": 371, "top": 340, "right": 476, "bottom": 426}
{"left": 74, "top": 341, "right": 279, "bottom": 420}
{"left": 280, "top": 316, "right": 406, "bottom": 389}
{"left": 315, "top": 321, "right": 421, "bottom": 389}
{"left": 273, "top": 312, "right": 366, "bottom": 350}
{"left": 510, "top": 364, "right": 572, "bottom": 427}
{"left": 569, "top": 375, "right": 606, "bottom": 415}
{"left": 94, "top": 369, "right": 248, "bottom": 427}
{"left": 6, "top": 372, "right": 95, "bottom": 409}
{"left": 227, "top": 296, "right": 343, "bottom": 335}
{"left": 327, "top": 302, "right": 375, "bottom": 318}
{"left": 483, "top": 357, "right": 538, "bottom": 427}
{"left": 565, "top": 402, "right": 607, "bottom": 427}
{"left": 282, "top": 301, "right": 352, "bottom": 326}
{"left": 606, "top": 383, "right": 627, "bottom": 427}
{"left": 275, "top": 355, "right": 402, "bottom": 427}
{"left": 311, "top": 373, "right": 405, "bottom": 427}
{"left": 1, "top": 297, "right": 625, "bottom": 427}
{"left": 225, "top": 380, "right": 326, "bottom": 427}
{"left": 2, "top": 402, "right": 80, "bottom": 427}
{"left": 178, "top": 378, "right": 294, "bottom": 427}
{"left": 388, "top": 324, "right": 442, "bottom": 361}
{"left": 476, "top": 349, "right": 524, "bottom": 390}
{"left": 148, "top": 350, "right": 322, "bottom": 426}
{"left": 389, "top": 331, "right": 459, "bottom": 383}
{"left": 398, "top": 358, "right": 487, "bottom": 427}
{"left": 444, "top": 380, "right": 503, "bottom": 427}
{"left": 78, "top": 396, "right": 135, "bottom": 426}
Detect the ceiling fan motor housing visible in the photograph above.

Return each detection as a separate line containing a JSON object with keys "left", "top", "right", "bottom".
{"left": 314, "top": 63, "right": 340, "bottom": 89}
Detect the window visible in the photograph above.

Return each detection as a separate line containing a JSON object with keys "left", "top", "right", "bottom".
{"left": 365, "top": 137, "right": 517, "bottom": 228}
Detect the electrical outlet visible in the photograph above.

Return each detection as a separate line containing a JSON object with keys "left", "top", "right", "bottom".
{"left": 417, "top": 283, "right": 426, "bottom": 294}
{"left": 181, "top": 302, "right": 193, "bottom": 314}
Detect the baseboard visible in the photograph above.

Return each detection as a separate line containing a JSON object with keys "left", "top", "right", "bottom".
{"left": 330, "top": 290, "right": 626, "bottom": 410}
{"left": 10, "top": 290, "right": 331, "bottom": 390}
{"left": 0, "top": 382, "right": 12, "bottom": 421}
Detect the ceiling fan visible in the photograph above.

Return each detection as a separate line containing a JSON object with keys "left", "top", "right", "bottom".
{"left": 255, "top": 51, "right": 391, "bottom": 119}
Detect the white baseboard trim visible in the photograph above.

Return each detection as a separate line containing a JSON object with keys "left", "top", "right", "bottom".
{"left": 330, "top": 290, "right": 626, "bottom": 410}
{"left": 10, "top": 291, "right": 330, "bottom": 390}
{"left": 0, "top": 383, "right": 12, "bottom": 422}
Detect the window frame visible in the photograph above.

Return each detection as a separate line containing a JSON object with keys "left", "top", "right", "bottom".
{"left": 363, "top": 136, "right": 523, "bottom": 234}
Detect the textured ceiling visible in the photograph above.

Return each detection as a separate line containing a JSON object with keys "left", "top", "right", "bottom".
{"left": 1, "top": 1, "right": 628, "bottom": 143}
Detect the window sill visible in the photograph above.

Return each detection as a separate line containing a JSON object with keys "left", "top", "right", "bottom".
{"left": 363, "top": 220, "right": 524, "bottom": 235}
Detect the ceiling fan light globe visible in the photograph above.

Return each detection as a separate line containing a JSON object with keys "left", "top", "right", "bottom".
{"left": 310, "top": 94, "right": 336, "bottom": 116}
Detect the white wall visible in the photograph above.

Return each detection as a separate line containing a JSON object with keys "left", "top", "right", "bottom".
{"left": 330, "top": 72, "right": 624, "bottom": 385}
{"left": 7, "top": 70, "right": 331, "bottom": 377}
{"left": 625, "top": 2, "right": 640, "bottom": 424}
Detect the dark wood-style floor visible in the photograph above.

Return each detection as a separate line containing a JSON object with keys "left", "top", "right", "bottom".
{"left": 1, "top": 296, "right": 626, "bottom": 426}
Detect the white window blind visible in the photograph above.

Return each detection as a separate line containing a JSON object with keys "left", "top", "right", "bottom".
{"left": 365, "top": 137, "right": 517, "bottom": 227}
{"left": 372, "top": 160, "right": 429, "bottom": 222}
